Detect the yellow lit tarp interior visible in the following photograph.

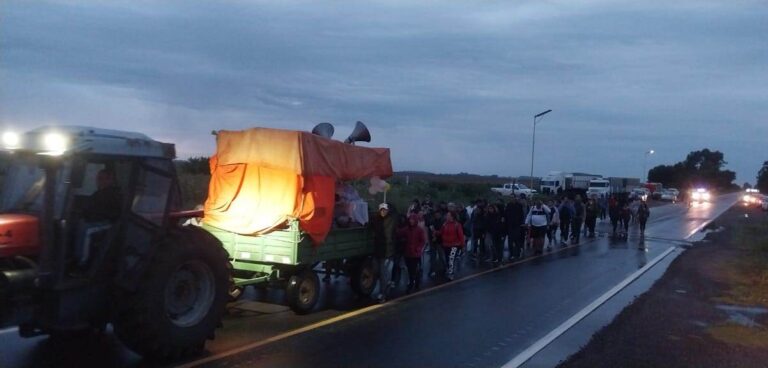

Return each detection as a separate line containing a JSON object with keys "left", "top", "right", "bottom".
{"left": 203, "top": 127, "right": 393, "bottom": 245}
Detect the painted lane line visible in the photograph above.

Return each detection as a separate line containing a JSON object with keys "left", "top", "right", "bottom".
{"left": 177, "top": 240, "right": 597, "bottom": 368}
{"left": 502, "top": 245, "right": 678, "bottom": 368}
{"left": 684, "top": 198, "right": 737, "bottom": 240}
{"left": 0, "top": 327, "right": 18, "bottom": 335}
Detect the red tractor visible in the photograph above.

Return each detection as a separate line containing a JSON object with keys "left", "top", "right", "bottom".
{"left": 0, "top": 126, "right": 232, "bottom": 359}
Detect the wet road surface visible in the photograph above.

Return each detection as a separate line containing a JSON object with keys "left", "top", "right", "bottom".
{"left": 0, "top": 194, "right": 737, "bottom": 368}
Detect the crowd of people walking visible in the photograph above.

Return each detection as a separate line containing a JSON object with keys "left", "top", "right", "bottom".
{"left": 370, "top": 193, "right": 651, "bottom": 302}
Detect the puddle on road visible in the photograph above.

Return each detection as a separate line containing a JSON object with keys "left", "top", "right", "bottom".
{"left": 688, "top": 226, "right": 725, "bottom": 243}
{"left": 715, "top": 304, "right": 768, "bottom": 328}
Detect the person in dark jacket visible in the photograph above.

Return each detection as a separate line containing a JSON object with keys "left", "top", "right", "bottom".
{"left": 486, "top": 203, "right": 505, "bottom": 264}
{"left": 620, "top": 201, "right": 632, "bottom": 237}
{"left": 399, "top": 214, "right": 427, "bottom": 292}
{"left": 83, "top": 169, "right": 122, "bottom": 222}
{"left": 558, "top": 198, "right": 573, "bottom": 246}
{"left": 609, "top": 197, "right": 621, "bottom": 236}
{"left": 571, "top": 196, "right": 585, "bottom": 244}
{"left": 504, "top": 197, "right": 526, "bottom": 260}
{"left": 470, "top": 204, "right": 487, "bottom": 260}
{"left": 427, "top": 209, "right": 445, "bottom": 277}
{"left": 585, "top": 197, "right": 600, "bottom": 238}
{"left": 436, "top": 211, "right": 465, "bottom": 281}
{"left": 637, "top": 201, "right": 650, "bottom": 236}
{"left": 372, "top": 203, "right": 397, "bottom": 302}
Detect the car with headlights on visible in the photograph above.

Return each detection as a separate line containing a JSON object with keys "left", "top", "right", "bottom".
{"left": 690, "top": 187, "right": 712, "bottom": 203}
{"left": 742, "top": 189, "right": 763, "bottom": 207}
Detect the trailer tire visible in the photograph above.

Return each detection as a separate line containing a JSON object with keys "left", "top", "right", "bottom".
{"left": 113, "top": 227, "right": 232, "bottom": 360}
{"left": 350, "top": 257, "right": 377, "bottom": 297}
{"left": 286, "top": 268, "right": 320, "bottom": 315}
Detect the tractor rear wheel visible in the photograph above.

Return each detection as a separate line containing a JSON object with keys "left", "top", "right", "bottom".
{"left": 113, "top": 227, "right": 232, "bottom": 360}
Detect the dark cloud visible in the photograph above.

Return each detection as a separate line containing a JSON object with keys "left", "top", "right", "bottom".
{"left": 1, "top": 0, "right": 766, "bottom": 181}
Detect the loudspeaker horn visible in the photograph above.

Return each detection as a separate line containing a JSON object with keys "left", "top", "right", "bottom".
{"left": 311, "top": 122, "right": 335, "bottom": 138}
{"left": 344, "top": 121, "right": 371, "bottom": 144}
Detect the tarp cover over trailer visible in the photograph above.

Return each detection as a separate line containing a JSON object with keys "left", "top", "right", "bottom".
{"left": 203, "top": 127, "right": 393, "bottom": 244}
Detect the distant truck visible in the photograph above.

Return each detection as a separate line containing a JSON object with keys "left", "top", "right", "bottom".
{"left": 586, "top": 177, "right": 641, "bottom": 198}
{"left": 491, "top": 183, "right": 537, "bottom": 197}
{"left": 540, "top": 171, "right": 602, "bottom": 196}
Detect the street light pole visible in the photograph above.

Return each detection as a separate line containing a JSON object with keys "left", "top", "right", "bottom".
{"left": 643, "top": 149, "right": 655, "bottom": 182}
{"left": 530, "top": 109, "right": 552, "bottom": 189}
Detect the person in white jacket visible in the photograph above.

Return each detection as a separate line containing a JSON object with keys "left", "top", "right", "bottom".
{"left": 525, "top": 200, "right": 551, "bottom": 256}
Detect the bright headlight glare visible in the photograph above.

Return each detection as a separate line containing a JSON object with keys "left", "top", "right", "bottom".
{"left": 42, "top": 132, "right": 67, "bottom": 154}
{"left": 703, "top": 193, "right": 711, "bottom": 200}
{"left": 2, "top": 132, "right": 20, "bottom": 148}
{"left": 744, "top": 195, "right": 750, "bottom": 202}
{"left": 692, "top": 193, "right": 701, "bottom": 200}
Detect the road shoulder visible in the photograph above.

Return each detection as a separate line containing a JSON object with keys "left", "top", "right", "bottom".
{"left": 558, "top": 205, "right": 768, "bottom": 368}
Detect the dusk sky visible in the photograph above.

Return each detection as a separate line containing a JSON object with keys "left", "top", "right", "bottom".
{"left": 1, "top": 1, "right": 766, "bottom": 183}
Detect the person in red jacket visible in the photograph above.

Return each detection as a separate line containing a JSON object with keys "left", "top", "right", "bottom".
{"left": 399, "top": 214, "right": 427, "bottom": 292}
{"left": 436, "top": 211, "right": 465, "bottom": 281}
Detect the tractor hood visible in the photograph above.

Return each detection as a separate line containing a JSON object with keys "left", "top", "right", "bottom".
{"left": 0, "top": 214, "right": 40, "bottom": 258}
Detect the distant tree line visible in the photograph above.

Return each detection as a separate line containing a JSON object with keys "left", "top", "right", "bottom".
{"left": 648, "top": 149, "right": 738, "bottom": 191}
{"left": 175, "top": 156, "right": 210, "bottom": 175}
{"left": 757, "top": 161, "right": 768, "bottom": 193}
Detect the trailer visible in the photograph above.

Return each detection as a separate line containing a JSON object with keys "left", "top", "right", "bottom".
{"left": 201, "top": 127, "right": 392, "bottom": 314}
{"left": 540, "top": 171, "right": 601, "bottom": 197}
{"left": 587, "top": 177, "right": 641, "bottom": 198}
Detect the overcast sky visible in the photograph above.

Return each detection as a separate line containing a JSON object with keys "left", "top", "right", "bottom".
{"left": 1, "top": 1, "right": 766, "bottom": 182}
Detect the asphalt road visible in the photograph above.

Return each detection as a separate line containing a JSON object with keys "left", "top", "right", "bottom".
{"left": 0, "top": 194, "right": 738, "bottom": 368}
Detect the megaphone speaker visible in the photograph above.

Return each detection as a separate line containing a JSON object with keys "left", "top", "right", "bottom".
{"left": 345, "top": 121, "right": 371, "bottom": 144}
{"left": 311, "top": 122, "right": 335, "bottom": 138}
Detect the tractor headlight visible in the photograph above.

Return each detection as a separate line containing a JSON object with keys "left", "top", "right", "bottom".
{"left": 41, "top": 132, "right": 68, "bottom": 155}
{"left": 703, "top": 192, "right": 711, "bottom": 201}
{"left": 744, "top": 195, "right": 750, "bottom": 202}
{"left": 2, "top": 132, "right": 20, "bottom": 149}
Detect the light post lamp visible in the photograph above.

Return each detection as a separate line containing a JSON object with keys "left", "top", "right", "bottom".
{"left": 643, "top": 149, "right": 655, "bottom": 182}
{"left": 530, "top": 109, "right": 552, "bottom": 189}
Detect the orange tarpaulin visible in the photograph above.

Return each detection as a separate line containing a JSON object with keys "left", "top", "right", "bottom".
{"left": 204, "top": 127, "right": 393, "bottom": 244}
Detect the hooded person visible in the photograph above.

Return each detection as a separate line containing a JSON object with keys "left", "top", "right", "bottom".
{"left": 399, "top": 214, "right": 427, "bottom": 292}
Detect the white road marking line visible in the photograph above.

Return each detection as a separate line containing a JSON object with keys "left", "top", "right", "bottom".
{"left": 503, "top": 195, "right": 738, "bottom": 368}
{"left": 502, "top": 245, "right": 678, "bottom": 368}
{"left": 684, "top": 198, "right": 737, "bottom": 239}
{"left": 0, "top": 327, "right": 18, "bottom": 335}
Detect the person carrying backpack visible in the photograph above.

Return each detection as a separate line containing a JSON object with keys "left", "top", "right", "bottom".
{"left": 546, "top": 200, "right": 560, "bottom": 249}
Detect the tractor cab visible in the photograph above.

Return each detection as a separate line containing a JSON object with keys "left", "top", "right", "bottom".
{"left": 0, "top": 126, "right": 185, "bottom": 338}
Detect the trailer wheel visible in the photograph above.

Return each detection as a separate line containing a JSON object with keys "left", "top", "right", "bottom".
{"left": 286, "top": 268, "right": 320, "bottom": 315}
{"left": 113, "top": 227, "right": 232, "bottom": 360}
{"left": 350, "top": 257, "right": 377, "bottom": 296}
